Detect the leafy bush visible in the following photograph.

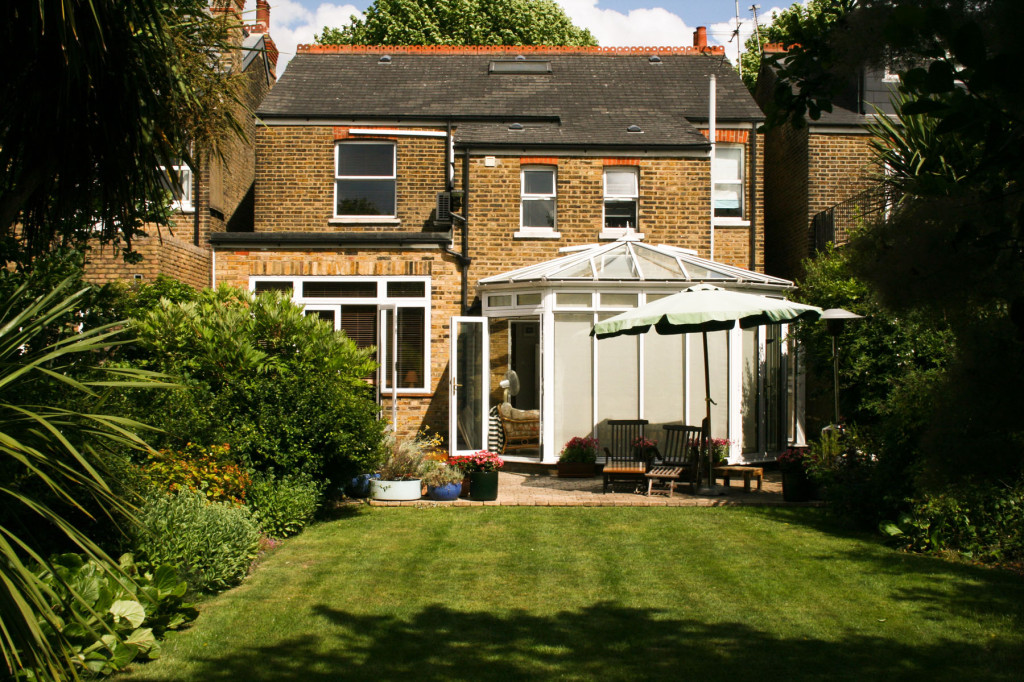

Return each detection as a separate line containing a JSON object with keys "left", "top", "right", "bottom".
{"left": 141, "top": 443, "right": 250, "bottom": 504}
{"left": 26, "top": 553, "right": 196, "bottom": 678}
{"left": 117, "top": 286, "right": 388, "bottom": 484}
{"left": 134, "top": 490, "right": 260, "bottom": 593}
{"left": 559, "top": 436, "right": 599, "bottom": 463}
{"left": 246, "top": 473, "right": 324, "bottom": 539}
{"left": 880, "top": 480, "right": 1024, "bottom": 563}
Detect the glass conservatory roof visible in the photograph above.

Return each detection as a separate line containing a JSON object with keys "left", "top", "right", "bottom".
{"left": 478, "top": 239, "right": 794, "bottom": 288}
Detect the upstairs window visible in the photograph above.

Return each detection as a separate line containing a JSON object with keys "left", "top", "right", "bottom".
{"left": 604, "top": 167, "right": 638, "bottom": 231}
{"left": 521, "top": 166, "right": 556, "bottom": 231}
{"left": 159, "top": 164, "right": 194, "bottom": 213}
{"left": 335, "top": 142, "right": 396, "bottom": 218}
{"left": 713, "top": 144, "right": 744, "bottom": 219}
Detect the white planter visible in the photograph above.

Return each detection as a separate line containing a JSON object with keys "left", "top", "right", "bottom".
{"left": 369, "top": 478, "right": 423, "bottom": 501}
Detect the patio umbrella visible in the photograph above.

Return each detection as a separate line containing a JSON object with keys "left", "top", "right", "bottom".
{"left": 593, "top": 284, "right": 823, "bottom": 493}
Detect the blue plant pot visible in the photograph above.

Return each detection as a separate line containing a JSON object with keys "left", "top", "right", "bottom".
{"left": 347, "top": 473, "right": 381, "bottom": 498}
{"left": 427, "top": 482, "right": 462, "bottom": 501}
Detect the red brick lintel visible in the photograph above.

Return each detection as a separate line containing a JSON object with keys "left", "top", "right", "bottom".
{"left": 701, "top": 129, "right": 749, "bottom": 144}
{"left": 298, "top": 44, "right": 726, "bottom": 56}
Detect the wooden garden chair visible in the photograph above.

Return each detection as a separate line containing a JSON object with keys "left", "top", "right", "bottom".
{"left": 658, "top": 423, "right": 707, "bottom": 495}
{"left": 602, "top": 419, "right": 649, "bottom": 493}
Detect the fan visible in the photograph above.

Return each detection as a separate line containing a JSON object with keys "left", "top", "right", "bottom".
{"left": 499, "top": 370, "right": 521, "bottom": 404}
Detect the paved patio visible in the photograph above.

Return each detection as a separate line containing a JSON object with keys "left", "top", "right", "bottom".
{"left": 368, "top": 467, "right": 815, "bottom": 507}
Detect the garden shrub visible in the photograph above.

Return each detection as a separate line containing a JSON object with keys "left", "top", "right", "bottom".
{"left": 246, "top": 472, "right": 324, "bottom": 538}
{"left": 26, "top": 553, "right": 197, "bottom": 677}
{"left": 134, "top": 490, "right": 260, "bottom": 593}
{"left": 141, "top": 443, "right": 250, "bottom": 504}
{"left": 880, "top": 479, "right": 1024, "bottom": 563}
{"left": 118, "top": 286, "right": 388, "bottom": 485}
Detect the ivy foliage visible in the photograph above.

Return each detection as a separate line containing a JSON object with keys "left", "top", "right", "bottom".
{"left": 316, "top": 0, "right": 597, "bottom": 47}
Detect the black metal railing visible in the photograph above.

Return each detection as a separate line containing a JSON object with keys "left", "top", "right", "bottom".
{"left": 812, "top": 185, "right": 898, "bottom": 252}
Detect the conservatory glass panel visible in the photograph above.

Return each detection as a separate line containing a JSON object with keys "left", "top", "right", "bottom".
{"left": 742, "top": 327, "right": 759, "bottom": 454}
{"left": 553, "top": 314, "right": 594, "bottom": 453}
{"left": 556, "top": 259, "right": 596, "bottom": 279}
{"left": 633, "top": 247, "right": 685, "bottom": 279}
{"left": 594, "top": 253, "right": 638, "bottom": 279}
{"left": 595, "top": 312, "right": 640, "bottom": 448}
{"left": 680, "top": 262, "right": 732, "bottom": 280}
{"left": 556, "top": 292, "right": 592, "bottom": 307}
{"left": 600, "top": 293, "right": 637, "bottom": 308}
{"left": 644, "top": 332, "right": 685, "bottom": 446}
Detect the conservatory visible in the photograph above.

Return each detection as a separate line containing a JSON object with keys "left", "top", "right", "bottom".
{"left": 458, "top": 238, "right": 808, "bottom": 465}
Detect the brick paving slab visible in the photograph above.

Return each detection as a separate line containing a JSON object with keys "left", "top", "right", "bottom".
{"left": 359, "top": 468, "right": 825, "bottom": 508}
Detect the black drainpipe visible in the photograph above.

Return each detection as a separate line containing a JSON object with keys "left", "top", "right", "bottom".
{"left": 193, "top": 151, "right": 201, "bottom": 246}
{"left": 440, "top": 128, "right": 471, "bottom": 315}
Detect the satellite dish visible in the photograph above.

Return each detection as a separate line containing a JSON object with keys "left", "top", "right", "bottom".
{"left": 498, "top": 370, "right": 521, "bottom": 403}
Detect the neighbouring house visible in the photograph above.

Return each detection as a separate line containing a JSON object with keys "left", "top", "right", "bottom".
{"left": 756, "top": 44, "right": 899, "bottom": 281}
{"left": 212, "top": 28, "right": 809, "bottom": 464}
{"left": 83, "top": 0, "right": 278, "bottom": 289}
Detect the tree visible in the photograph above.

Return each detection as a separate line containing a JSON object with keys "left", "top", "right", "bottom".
{"left": 738, "top": 0, "right": 851, "bottom": 92}
{"left": 316, "top": 0, "right": 597, "bottom": 47}
{"left": 1, "top": 0, "right": 244, "bottom": 266}
{"left": 766, "top": 0, "right": 1024, "bottom": 484}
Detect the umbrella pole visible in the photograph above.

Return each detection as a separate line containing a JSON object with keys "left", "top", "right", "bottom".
{"left": 700, "top": 330, "right": 724, "bottom": 495}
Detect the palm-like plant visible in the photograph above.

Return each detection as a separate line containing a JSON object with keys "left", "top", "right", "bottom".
{"left": 0, "top": 279, "right": 167, "bottom": 680}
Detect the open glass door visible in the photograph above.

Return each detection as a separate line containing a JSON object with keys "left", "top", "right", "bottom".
{"left": 450, "top": 317, "right": 489, "bottom": 456}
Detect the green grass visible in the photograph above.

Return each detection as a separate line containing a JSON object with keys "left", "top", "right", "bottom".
{"left": 121, "top": 507, "right": 1024, "bottom": 681}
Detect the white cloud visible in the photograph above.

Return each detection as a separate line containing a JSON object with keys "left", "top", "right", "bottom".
{"left": 557, "top": 1, "right": 696, "bottom": 46}
{"left": 268, "top": 1, "right": 362, "bottom": 74}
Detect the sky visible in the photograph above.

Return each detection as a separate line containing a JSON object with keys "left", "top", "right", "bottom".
{"left": 261, "top": 0, "right": 802, "bottom": 74}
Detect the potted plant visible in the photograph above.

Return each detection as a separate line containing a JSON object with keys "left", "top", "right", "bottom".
{"left": 777, "top": 447, "right": 813, "bottom": 502}
{"left": 448, "top": 450, "right": 504, "bottom": 501}
{"left": 422, "top": 461, "right": 464, "bottom": 501}
{"left": 631, "top": 436, "right": 659, "bottom": 463}
{"left": 709, "top": 437, "right": 732, "bottom": 466}
{"left": 370, "top": 437, "right": 428, "bottom": 501}
{"left": 557, "top": 436, "right": 599, "bottom": 478}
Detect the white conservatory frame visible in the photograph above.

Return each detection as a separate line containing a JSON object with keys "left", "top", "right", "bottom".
{"left": 477, "top": 237, "right": 808, "bottom": 465}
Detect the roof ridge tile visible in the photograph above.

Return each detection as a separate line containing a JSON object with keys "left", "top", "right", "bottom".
{"left": 297, "top": 44, "right": 725, "bottom": 56}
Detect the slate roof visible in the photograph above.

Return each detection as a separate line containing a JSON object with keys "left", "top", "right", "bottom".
{"left": 258, "top": 47, "right": 764, "bottom": 149}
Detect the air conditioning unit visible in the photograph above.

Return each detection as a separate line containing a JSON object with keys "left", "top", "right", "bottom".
{"left": 436, "top": 191, "right": 452, "bottom": 223}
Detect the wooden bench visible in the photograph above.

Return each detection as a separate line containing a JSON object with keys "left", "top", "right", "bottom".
{"left": 713, "top": 465, "right": 764, "bottom": 492}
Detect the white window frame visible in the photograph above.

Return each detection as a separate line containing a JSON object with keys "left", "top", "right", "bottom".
{"left": 517, "top": 165, "right": 559, "bottom": 238}
{"left": 160, "top": 164, "right": 194, "bottom": 213}
{"left": 713, "top": 143, "right": 746, "bottom": 224}
{"left": 249, "top": 275, "right": 431, "bottom": 393}
{"left": 333, "top": 141, "right": 397, "bottom": 219}
{"left": 601, "top": 167, "right": 640, "bottom": 238}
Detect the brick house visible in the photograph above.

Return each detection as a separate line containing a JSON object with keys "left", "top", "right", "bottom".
{"left": 213, "top": 30, "right": 810, "bottom": 464}
{"left": 83, "top": 0, "right": 278, "bottom": 289}
{"left": 756, "top": 45, "right": 898, "bottom": 281}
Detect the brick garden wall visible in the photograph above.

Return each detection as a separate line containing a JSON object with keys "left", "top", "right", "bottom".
{"left": 83, "top": 226, "right": 211, "bottom": 289}
{"left": 806, "top": 132, "right": 878, "bottom": 246}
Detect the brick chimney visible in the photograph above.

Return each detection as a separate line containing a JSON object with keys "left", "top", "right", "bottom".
{"left": 256, "top": 0, "right": 270, "bottom": 31}
{"left": 693, "top": 26, "right": 707, "bottom": 49}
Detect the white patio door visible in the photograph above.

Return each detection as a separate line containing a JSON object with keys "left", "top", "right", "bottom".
{"left": 450, "top": 317, "right": 489, "bottom": 456}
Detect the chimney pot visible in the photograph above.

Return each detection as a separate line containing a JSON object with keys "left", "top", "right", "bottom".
{"left": 256, "top": 0, "right": 270, "bottom": 30}
{"left": 693, "top": 26, "right": 707, "bottom": 49}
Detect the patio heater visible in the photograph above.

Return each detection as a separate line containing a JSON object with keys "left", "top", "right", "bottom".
{"left": 820, "top": 308, "right": 864, "bottom": 428}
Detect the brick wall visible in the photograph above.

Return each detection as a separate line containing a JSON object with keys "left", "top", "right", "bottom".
{"left": 764, "top": 123, "right": 809, "bottom": 280}
{"left": 255, "top": 126, "right": 446, "bottom": 232}
{"left": 763, "top": 129, "right": 878, "bottom": 281}
{"left": 83, "top": 226, "right": 211, "bottom": 288}
{"left": 215, "top": 247, "right": 462, "bottom": 440}
{"left": 806, "top": 132, "right": 878, "bottom": 246}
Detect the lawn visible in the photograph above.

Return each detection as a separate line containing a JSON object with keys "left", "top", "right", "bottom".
{"left": 121, "top": 507, "right": 1024, "bottom": 681}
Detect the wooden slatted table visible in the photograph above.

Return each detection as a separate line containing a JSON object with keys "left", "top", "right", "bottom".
{"left": 713, "top": 465, "right": 764, "bottom": 492}
{"left": 645, "top": 466, "right": 684, "bottom": 497}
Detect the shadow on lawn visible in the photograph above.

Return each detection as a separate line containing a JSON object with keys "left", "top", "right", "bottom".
{"left": 180, "top": 602, "right": 1023, "bottom": 682}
